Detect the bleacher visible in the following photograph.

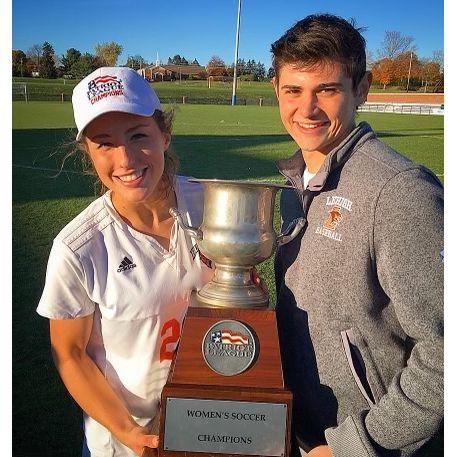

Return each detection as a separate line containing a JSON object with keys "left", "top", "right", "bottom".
{"left": 358, "top": 102, "right": 444, "bottom": 115}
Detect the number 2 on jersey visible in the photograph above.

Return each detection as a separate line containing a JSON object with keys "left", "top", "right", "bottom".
{"left": 160, "top": 318, "right": 180, "bottom": 362}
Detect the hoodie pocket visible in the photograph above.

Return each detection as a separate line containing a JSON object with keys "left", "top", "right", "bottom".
{"left": 341, "top": 329, "right": 377, "bottom": 407}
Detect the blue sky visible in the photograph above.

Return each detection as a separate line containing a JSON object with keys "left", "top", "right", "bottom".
{"left": 12, "top": 0, "right": 443, "bottom": 68}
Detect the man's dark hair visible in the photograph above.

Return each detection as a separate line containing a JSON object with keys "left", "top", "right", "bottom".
{"left": 271, "top": 14, "right": 367, "bottom": 90}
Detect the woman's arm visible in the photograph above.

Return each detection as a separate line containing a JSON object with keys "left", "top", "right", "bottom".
{"left": 50, "top": 315, "right": 158, "bottom": 456}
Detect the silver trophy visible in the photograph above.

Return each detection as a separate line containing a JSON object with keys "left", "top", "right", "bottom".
{"left": 170, "top": 179, "right": 305, "bottom": 308}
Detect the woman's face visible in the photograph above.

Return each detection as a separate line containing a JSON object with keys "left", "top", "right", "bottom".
{"left": 84, "top": 111, "right": 171, "bottom": 206}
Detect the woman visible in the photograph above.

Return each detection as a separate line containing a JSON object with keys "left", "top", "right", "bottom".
{"left": 37, "top": 67, "right": 213, "bottom": 456}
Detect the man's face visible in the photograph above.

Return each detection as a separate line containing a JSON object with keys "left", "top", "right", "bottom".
{"left": 274, "top": 62, "right": 370, "bottom": 158}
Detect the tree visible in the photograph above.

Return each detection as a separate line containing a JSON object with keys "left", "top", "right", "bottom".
{"left": 253, "top": 61, "right": 266, "bottom": 80}
{"left": 95, "top": 41, "right": 123, "bottom": 66}
{"left": 72, "top": 53, "right": 100, "bottom": 79}
{"left": 125, "top": 55, "right": 147, "bottom": 70}
{"left": 267, "top": 67, "right": 275, "bottom": 79}
{"left": 378, "top": 31, "right": 415, "bottom": 59}
{"left": 60, "top": 48, "right": 81, "bottom": 77}
{"left": 421, "top": 60, "right": 441, "bottom": 92}
{"left": 366, "top": 49, "right": 376, "bottom": 70}
{"left": 430, "top": 50, "right": 444, "bottom": 92}
{"left": 244, "top": 59, "right": 256, "bottom": 76}
{"left": 26, "top": 43, "right": 42, "bottom": 72}
{"left": 236, "top": 58, "right": 246, "bottom": 75}
{"left": 207, "top": 56, "right": 227, "bottom": 76}
{"left": 12, "top": 50, "right": 29, "bottom": 77}
{"left": 393, "top": 51, "right": 421, "bottom": 88}
{"left": 168, "top": 55, "right": 189, "bottom": 65}
{"left": 371, "top": 58, "right": 395, "bottom": 89}
{"left": 431, "top": 50, "right": 444, "bottom": 73}
{"left": 227, "top": 58, "right": 245, "bottom": 77}
{"left": 39, "top": 41, "right": 57, "bottom": 78}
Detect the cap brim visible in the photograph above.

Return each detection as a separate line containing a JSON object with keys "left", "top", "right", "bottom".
{"left": 75, "top": 105, "right": 160, "bottom": 141}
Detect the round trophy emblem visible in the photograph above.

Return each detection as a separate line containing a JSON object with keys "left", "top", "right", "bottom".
{"left": 202, "top": 320, "right": 257, "bottom": 376}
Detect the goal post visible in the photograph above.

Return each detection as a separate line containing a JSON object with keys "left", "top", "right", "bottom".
{"left": 12, "top": 83, "right": 28, "bottom": 102}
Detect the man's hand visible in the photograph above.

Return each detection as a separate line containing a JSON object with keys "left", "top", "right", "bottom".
{"left": 307, "top": 445, "right": 333, "bottom": 457}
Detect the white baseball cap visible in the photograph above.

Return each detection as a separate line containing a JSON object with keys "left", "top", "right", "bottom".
{"left": 72, "top": 66, "right": 162, "bottom": 141}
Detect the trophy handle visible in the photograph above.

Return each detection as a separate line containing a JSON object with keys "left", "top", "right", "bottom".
{"left": 169, "top": 207, "right": 203, "bottom": 240}
{"left": 276, "top": 217, "right": 306, "bottom": 246}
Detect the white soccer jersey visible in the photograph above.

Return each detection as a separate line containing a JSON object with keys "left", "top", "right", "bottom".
{"left": 37, "top": 176, "right": 213, "bottom": 456}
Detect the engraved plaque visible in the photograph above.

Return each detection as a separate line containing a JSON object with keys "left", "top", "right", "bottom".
{"left": 163, "top": 397, "right": 287, "bottom": 456}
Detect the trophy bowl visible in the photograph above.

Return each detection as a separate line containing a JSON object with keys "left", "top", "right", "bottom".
{"left": 170, "top": 178, "right": 305, "bottom": 309}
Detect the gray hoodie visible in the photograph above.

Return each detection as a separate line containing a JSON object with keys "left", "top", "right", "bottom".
{"left": 274, "top": 122, "right": 443, "bottom": 457}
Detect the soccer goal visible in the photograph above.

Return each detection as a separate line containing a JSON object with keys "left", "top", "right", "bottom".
{"left": 12, "top": 83, "right": 28, "bottom": 102}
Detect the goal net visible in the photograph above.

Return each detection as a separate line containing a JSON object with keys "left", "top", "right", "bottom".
{"left": 12, "top": 83, "right": 28, "bottom": 102}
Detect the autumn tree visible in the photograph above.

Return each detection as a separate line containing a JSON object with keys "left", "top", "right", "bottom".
{"left": 371, "top": 58, "right": 395, "bottom": 89}
{"left": 207, "top": 56, "right": 227, "bottom": 76}
{"left": 378, "top": 31, "right": 415, "bottom": 59}
{"left": 39, "top": 42, "right": 57, "bottom": 78}
{"left": 393, "top": 52, "right": 421, "bottom": 88}
{"left": 12, "top": 50, "right": 29, "bottom": 76}
{"left": 421, "top": 60, "right": 441, "bottom": 92}
{"left": 95, "top": 41, "right": 123, "bottom": 66}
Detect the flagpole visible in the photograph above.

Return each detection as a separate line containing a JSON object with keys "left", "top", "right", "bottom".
{"left": 231, "top": 0, "right": 242, "bottom": 106}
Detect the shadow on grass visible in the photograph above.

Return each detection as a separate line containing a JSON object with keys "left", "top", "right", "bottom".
{"left": 12, "top": 127, "right": 292, "bottom": 456}
{"left": 12, "top": 126, "right": 443, "bottom": 456}
{"left": 376, "top": 129, "right": 444, "bottom": 138}
{"left": 13, "top": 128, "right": 293, "bottom": 203}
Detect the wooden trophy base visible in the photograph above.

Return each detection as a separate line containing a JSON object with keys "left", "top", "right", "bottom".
{"left": 158, "top": 307, "right": 292, "bottom": 457}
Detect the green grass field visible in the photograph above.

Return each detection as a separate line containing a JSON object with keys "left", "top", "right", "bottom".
{"left": 13, "top": 77, "right": 432, "bottom": 104}
{"left": 13, "top": 77, "right": 278, "bottom": 104}
{"left": 12, "top": 101, "right": 444, "bottom": 456}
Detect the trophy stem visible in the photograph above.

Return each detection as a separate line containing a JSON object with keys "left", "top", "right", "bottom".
{"left": 196, "top": 264, "right": 269, "bottom": 309}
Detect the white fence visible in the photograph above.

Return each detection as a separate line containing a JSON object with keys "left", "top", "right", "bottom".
{"left": 358, "top": 102, "right": 444, "bottom": 116}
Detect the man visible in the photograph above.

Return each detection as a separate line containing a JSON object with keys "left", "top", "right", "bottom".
{"left": 271, "top": 14, "right": 443, "bottom": 457}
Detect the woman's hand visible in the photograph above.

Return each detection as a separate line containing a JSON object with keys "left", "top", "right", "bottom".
{"left": 50, "top": 316, "right": 159, "bottom": 456}
{"left": 122, "top": 424, "right": 158, "bottom": 456}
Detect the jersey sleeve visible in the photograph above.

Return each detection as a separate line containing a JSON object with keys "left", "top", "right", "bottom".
{"left": 37, "top": 239, "right": 95, "bottom": 319}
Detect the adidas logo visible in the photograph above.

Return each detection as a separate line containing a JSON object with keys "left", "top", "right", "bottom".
{"left": 117, "top": 256, "right": 137, "bottom": 273}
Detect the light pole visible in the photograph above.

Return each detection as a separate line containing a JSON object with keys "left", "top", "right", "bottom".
{"left": 406, "top": 51, "right": 413, "bottom": 92}
{"left": 231, "top": 0, "right": 242, "bottom": 106}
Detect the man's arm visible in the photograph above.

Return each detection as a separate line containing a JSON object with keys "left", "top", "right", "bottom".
{"left": 50, "top": 315, "right": 158, "bottom": 456}
{"left": 326, "top": 168, "right": 443, "bottom": 456}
